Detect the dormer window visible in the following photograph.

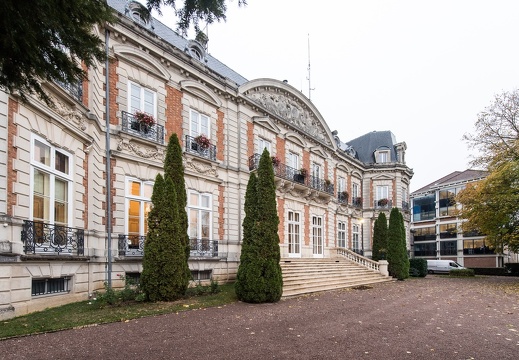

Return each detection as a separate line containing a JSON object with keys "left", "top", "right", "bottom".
{"left": 125, "top": 1, "right": 154, "bottom": 30}
{"left": 186, "top": 40, "right": 207, "bottom": 62}
{"left": 375, "top": 148, "right": 391, "bottom": 163}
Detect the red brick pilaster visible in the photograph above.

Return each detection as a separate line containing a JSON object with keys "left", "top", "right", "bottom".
{"left": 247, "top": 121, "right": 254, "bottom": 158}
{"left": 81, "top": 62, "right": 89, "bottom": 107}
{"left": 165, "top": 85, "right": 183, "bottom": 143}
{"left": 7, "top": 98, "right": 19, "bottom": 215}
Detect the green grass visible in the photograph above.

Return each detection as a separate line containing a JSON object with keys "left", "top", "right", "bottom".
{"left": 0, "top": 283, "right": 237, "bottom": 340}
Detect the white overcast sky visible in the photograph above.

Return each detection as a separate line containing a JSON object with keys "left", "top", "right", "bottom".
{"left": 150, "top": 0, "right": 519, "bottom": 192}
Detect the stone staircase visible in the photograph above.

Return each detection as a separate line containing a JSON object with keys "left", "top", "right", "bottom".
{"left": 281, "top": 257, "right": 394, "bottom": 298}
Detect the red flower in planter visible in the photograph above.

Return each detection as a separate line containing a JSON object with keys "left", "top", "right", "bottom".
{"left": 134, "top": 111, "right": 155, "bottom": 126}
{"left": 195, "top": 134, "right": 211, "bottom": 149}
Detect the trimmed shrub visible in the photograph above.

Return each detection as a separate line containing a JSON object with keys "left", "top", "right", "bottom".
{"left": 504, "top": 263, "right": 519, "bottom": 276}
{"left": 409, "top": 258, "right": 427, "bottom": 277}
{"left": 450, "top": 268, "right": 475, "bottom": 277}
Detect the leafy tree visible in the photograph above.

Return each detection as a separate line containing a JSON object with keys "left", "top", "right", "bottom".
{"left": 1, "top": 0, "right": 245, "bottom": 104}
{"left": 372, "top": 212, "right": 388, "bottom": 261}
{"left": 459, "top": 89, "right": 519, "bottom": 253}
{"left": 387, "top": 208, "right": 409, "bottom": 280}
{"left": 235, "top": 149, "right": 283, "bottom": 303}
{"left": 164, "top": 134, "right": 190, "bottom": 266}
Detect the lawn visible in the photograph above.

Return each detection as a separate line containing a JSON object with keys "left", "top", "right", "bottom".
{"left": 0, "top": 283, "right": 237, "bottom": 340}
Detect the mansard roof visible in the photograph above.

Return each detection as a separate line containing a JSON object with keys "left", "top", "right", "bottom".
{"left": 108, "top": 0, "right": 248, "bottom": 86}
{"left": 344, "top": 130, "right": 397, "bottom": 164}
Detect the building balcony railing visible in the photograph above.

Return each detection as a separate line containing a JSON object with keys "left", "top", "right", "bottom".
{"left": 402, "top": 201, "right": 410, "bottom": 211}
{"left": 21, "top": 220, "right": 84, "bottom": 255}
{"left": 185, "top": 135, "right": 217, "bottom": 161}
{"left": 352, "top": 197, "right": 362, "bottom": 208}
{"left": 248, "top": 154, "right": 334, "bottom": 195}
{"left": 56, "top": 80, "right": 83, "bottom": 103}
{"left": 374, "top": 199, "right": 393, "bottom": 210}
{"left": 118, "top": 234, "right": 219, "bottom": 258}
{"left": 190, "top": 238, "right": 219, "bottom": 257}
{"left": 121, "top": 111, "right": 164, "bottom": 145}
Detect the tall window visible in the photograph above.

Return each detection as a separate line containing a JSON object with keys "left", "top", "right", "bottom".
{"left": 352, "top": 183, "right": 359, "bottom": 198}
{"left": 258, "top": 138, "right": 271, "bottom": 154}
{"left": 312, "top": 163, "right": 321, "bottom": 179}
{"left": 288, "top": 211, "right": 301, "bottom": 255}
{"left": 312, "top": 215, "right": 323, "bottom": 256}
{"left": 352, "top": 224, "right": 359, "bottom": 252}
{"left": 188, "top": 191, "right": 212, "bottom": 240}
{"left": 31, "top": 137, "right": 73, "bottom": 227}
{"left": 126, "top": 178, "right": 153, "bottom": 248}
{"left": 338, "top": 221, "right": 346, "bottom": 248}
{"left": 376, "top": 185, "right": 389, "bottom": 200}
{"left": 190, "top": 109, "right": 210, "bottom": 138}
{"left": 376, "top": 150, "right": 390, "bottom": 163}
{"left": 129, "top": 82, "right": 156, "bottom": 116}
{"left": 337, "top": 177, "right": 345, "bottom": 193}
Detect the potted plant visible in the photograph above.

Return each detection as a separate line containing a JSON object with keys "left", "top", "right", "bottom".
{"left": 340, "top": 191, "right": 349, "bottom": 202}
{"left": 324, "top": 179, "right": 331, "bottom": 186}
{"left": 299, "top": 168, "right": 308, "bottom": 177}
{"left": 271, "top": 156, "right": 281, "bottom": 167}
{"left": 194, "top": 134, "right": 211, "bottom": 149}
{"left": 378, "top": 198, "right": 389, "bottom": 206}
{"left": 134, "top": 110, "right": 155, "bottom": 129}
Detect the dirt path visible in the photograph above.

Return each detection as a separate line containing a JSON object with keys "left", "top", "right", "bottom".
{"left": 1, "top": 276, "right": 518, "bottom": 359}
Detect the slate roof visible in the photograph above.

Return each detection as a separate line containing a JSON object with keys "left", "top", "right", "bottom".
{"left": 411, "top": 169, "right": 488, "bottom": 195}
{"left": 343, "top": 130, "right": 397, "bottom": 164}
{"left": 107, "top": 0, "right": 248, "bottom": 86}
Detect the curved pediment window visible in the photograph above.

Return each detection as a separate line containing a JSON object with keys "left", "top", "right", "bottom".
{"left": 374, "top": 147, "right": 391, "bottom": 163}
{"left": 186, "top": 39, "right": 207, "bottom": 62}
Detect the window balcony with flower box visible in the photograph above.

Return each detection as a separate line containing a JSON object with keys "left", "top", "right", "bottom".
{"left": 56, "top": 80, "right": 83, "bottom": 103}
{"left": 248, "top": 153, "right": 334, "bottom": 197}
{"left": 190, "top": 238, "right": 219, "bottom": 258}
{"left": 185, "top": 134, "right": 217, "bottom": 161}
{"left": 352, "top": 197, "right": 363, "bottom": 208}
{"left": 375, "top": 198, "right": 392, "bottom": 210}
{"left": 21, "top": 220, "right": 84, "bottom": 256}
{"left": 121, "top": 111, "right": 164, "bottom": 145}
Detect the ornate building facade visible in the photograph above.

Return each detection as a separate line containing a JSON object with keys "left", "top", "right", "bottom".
{"left": 0, "top": 0, "right": 413, "bottom": 319}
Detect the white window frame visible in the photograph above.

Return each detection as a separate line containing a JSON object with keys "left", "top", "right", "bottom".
{"left": 376, "top": 150, "right": 390, "bottom": 163}
{"left": 352, "top": 224, "right": 360, "bottom": 252}
{"left": 190, "top": 109, "right": 210, "bottom": 139}
{"left": 188, "top": 191, "right": 212, "bottom": 240}
{"left": 338, "top": 176, "right": 345, "bottom": 193}
{"left": 312, "top": 215, "right": 323, "bottom": 257}
{"left": 376, "top": 185, "right": 389, "bottom": 201}
{"left": 258, "top": 138, "right": 271, "bottom": 154}
{"left": 125, "top": 177, "right": 153, "bottom": 246}
{"left": 338, "top": 221, "right": 346, "bottom": 248}
{"left": 30, "top": 135, "right": 73, "bottom": 227}
{"left": 352, "top": 183, "right": 359, "bottom": 198}
{"left": 287, "top": 211, "right": 301, "bottom": 257}
{"left": 312, "top": 163, "right": 321, "bottom": 180}
{"left": 128, "top": 81, "right": 157, "bottom": 117}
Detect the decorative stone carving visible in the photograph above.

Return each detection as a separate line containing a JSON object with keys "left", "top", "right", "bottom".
{"left": 52, "top": 98, "right": 86, "bottom": 130}
{"left": 247, "top": 90, "right": 331, "bottom": 145}
{"left": 117, "top": 138, "right": 164, "bottom": 160}
{"left": 185, "top": 158, "right": 219, "bottom": 177}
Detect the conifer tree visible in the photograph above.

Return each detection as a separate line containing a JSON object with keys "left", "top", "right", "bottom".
{"left": 387, "top": 208, "right": 409, "bottom": 280}
{"left": 164, "top": 134, "right": 190, "bottom": 266}
{"left": 235, "top": 173, "right": 259, "bottom": 300}
{"left": 372, "top": 212, "right": 388, "bottom": 261}
{"left": 235, "top": 149, "right": 283, "bottom": 302}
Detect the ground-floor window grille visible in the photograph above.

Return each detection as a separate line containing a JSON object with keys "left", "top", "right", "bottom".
{"left": 191, "top": 270, "right": 212, "bottom": 281}
{"left": 32, "top": 277, "right": 70, "bottom": 296}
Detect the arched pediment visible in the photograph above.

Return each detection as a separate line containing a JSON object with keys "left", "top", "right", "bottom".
{"left": 239, "top": 79, "right": 336, "bottom": 149}
{"left": 337, "top": 163, "right": 350, "bottom": 173}
{"left": 113, "top": 44, "right": 170, "bottom": 80}
{"left": 309, "top": 146, "right": 328, "bottom": 159}
{"left": 285, "top": 132, "right": 306, "bottom": 147}
{"left": 180, "top": 80, "right": 222, "bottom": 108}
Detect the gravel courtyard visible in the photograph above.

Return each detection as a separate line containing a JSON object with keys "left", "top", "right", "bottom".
{"left": 1, "top": 275, "right": 518, "bottom": 360}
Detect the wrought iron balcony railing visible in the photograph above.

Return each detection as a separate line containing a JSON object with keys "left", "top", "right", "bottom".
{"left": 352, "top": 197, "right": 362, "bottom": 208}
{"left": 56, "top": 80, "right": 83, "bottom": 103}
{"left": 248, "top": 154, "right": 334, "bottom": 195}
{"left": 118, "top": 234, "right": 145, "bottom": 257}
{"left": 185, "top": 135, "right": 217, "bottom": 161}
{"left": 118, "top": 235, "right": 219, "bottom": 258}
{"left": 21, "top": 220, "right": 84, "bottom": 255}
{"left": 190, "top": 238, "right": 219, "bottom": 257}
{"left": 374, "top": 199, "right": 393, "bottom": 209}
{"left": 121, "top": 111, "right": 164, "bottom": 145}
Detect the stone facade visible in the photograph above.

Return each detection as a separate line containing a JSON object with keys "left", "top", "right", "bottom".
{"left": 0, "top": 1, "right": 413, "bottom": 319}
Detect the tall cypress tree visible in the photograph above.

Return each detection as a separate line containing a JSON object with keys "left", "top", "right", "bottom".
{"left": 372, "top": 212, "right": 388, "bottom": 261}
{"left": 235, "top": 173, "right": 259, "bottom": 301}
{"left": 236, "top": 149, "right": 283, "bottom": 303}
{"left": 387, "top": 208, "right": 409, "bottom": 280}
{"left": 163, "top": 134, "right": 190, "bottom": 266}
